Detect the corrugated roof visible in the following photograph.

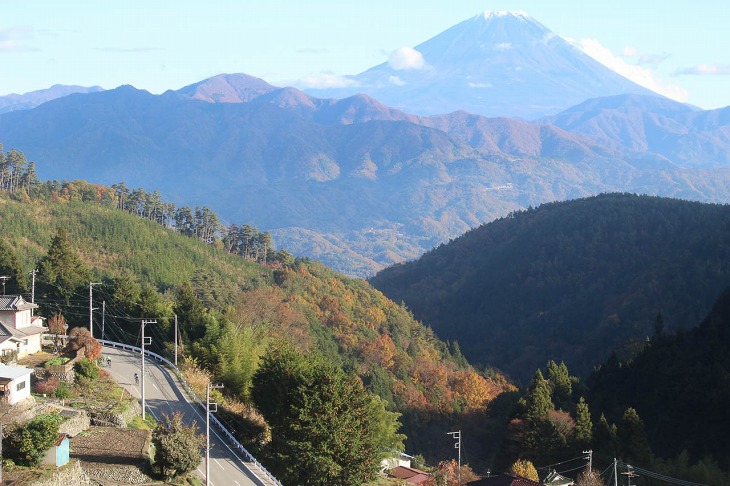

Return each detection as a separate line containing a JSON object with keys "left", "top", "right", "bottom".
{"left": 0, "top": 364, "right": 33, "bottom": 380}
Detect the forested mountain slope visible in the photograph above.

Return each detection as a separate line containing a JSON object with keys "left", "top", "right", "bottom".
{"left": 587, "top": 286, "right": 730, "bottom": 470}
{"left": 0, "top": 192, "right": 513, "bottom": 466}
{"left": 370, "top": 193, "right": 730, "bottom": 381}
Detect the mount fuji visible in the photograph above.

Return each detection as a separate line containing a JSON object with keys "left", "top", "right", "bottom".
{"left": 305, "top": 11, "right": 657, "bottom": 119}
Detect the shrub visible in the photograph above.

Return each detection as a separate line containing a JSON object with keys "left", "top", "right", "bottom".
{"left": 34, "top": 377, "right": 60, "bottom": 396}
{"left": 152, "top": 412, "right": 203, "bottom": 478}
{"left": 18, "top": 414, "right": 64, "bottom": 465}
{"left": 74, "top": 357, "right": 99, "bottom": 380}
{"left": 54, "top": 382, "right": 71, "bottom": 400}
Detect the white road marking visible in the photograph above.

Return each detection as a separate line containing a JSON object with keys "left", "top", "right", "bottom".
{"left": 215, "top": 458, "right": 225, "bottom": 470}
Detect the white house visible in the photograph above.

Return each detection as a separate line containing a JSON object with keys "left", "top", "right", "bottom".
{"left": 0, "top": 295, "right": 46, "bottom": 358}
{"left": 0, "top": 364, "right": 33, "bottom": 405}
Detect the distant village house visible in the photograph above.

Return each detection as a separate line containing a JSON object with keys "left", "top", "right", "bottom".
{"left": 0, "top": 295, "right": 46, "bottom": 359}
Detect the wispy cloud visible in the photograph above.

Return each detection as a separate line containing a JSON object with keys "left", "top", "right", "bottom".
{"left": 388, "top": 46, "right": 426, "bottom": 71}
{"left": 496, "top": 42, "right": 512, "bottom": 50}
{"left": 622, "top": 46, "right": 670, "bottom": 68}
{"left": 0, "top": 26, "right": 36, "bottom": 52}
{"left": 93, "top": 47, "right": 165, "bottom": 53}
{"left": 388, "top": 75, "right": 405, "bottom": 86}
{"left": 468, "top": 81, "right": 493, "bottom": 88}
{"left": 572, "top": 37, "right": 688, "bottom": 102}
{"left": 673, "top": 64, "right": 730, "bottom": 76}
{"left": 295, "top": 73, "right": 359, "bottom": 89}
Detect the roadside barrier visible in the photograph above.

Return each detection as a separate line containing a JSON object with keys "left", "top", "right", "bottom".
{"left": 100, "top": 340, "right": 283, "bottom": 486}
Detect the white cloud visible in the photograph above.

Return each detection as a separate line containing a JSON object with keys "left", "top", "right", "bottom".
{"left": 674, "top": 64, "right": 730, "bottom": 76}
{"left": 388, "top": 47, "right": 426, "bottom": 71}
{"left": 496, "top": 42, "right": 512, "bottom": 50}
{"left": 574, "top": 38, "right": 688, "bottom": 102}
{"left": 388, "top": 75, "right": 405, "bottom": 86}
{"left": 468, "top": 82, "right": 493, "bottom": 88}
{"left": 295, "top": 73, "right": 359, "bottom": 89}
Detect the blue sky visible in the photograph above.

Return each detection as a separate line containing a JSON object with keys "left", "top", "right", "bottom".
{"left": 2, "top": 0, "right": 728, "bottom": 109}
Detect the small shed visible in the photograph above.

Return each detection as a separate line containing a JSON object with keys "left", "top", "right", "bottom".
{"left": 0, "top": 364, "right": 33, "bottom": 405}
{"left": 43, "top": 433, "right": 70, "bottom": 467}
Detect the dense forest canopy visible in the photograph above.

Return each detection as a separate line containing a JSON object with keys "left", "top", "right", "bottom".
{"left": 371, "top": 193, "right": 730, "bottom": 381}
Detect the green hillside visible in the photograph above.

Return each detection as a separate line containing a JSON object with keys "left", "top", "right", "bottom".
{"left": 0, "top": 191, "right": 514, "bottom": 473}
{"left": 370, "top": 193, "right": 730, "bottom": 381}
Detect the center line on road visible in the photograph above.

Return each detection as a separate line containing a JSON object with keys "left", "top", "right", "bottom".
{"left": 215, "top": 458, "right": 225, "bottom": 469}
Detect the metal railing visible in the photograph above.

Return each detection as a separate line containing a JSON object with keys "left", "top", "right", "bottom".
{"left": 100, "top": 340, "right": 282, "bottom": 486}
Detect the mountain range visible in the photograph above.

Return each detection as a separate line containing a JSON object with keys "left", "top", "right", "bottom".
{"left": 305, "top": 11, "right": 655, "bottom": 119}
{"left": 1, "top": 11, "right": 730, "bottom": 276}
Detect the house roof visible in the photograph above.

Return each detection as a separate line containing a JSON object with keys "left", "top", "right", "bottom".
{"left": 0, "top": 295, "right": 38, "bottom": 311}
{"left": 468, "top": 473, "right": 543, "bottom": 486}
{"left": 389, "top": 466, "right": 431, "bottom": 482}
{"left": 54, "top": 433, "right": 70, "bottom": 447}
{"left": 0, "top": 364, "right": 34, "bottom": 380}
{"left": 0, "top": 322, "right": 47, "bottom": 342}
{"left": 543, "top": 470, "right": 574, "bottom": 485}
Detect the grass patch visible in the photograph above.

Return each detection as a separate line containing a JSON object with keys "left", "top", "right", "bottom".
{"left": 128, "top": 414, "right": 157, "bottom": 430}
{"left": 45, "top": 356, "right": 71, "bottom": 366}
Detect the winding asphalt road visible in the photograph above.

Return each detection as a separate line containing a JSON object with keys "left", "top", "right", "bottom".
{"left": 102, "top": 345, "right": 279, "bottom": 486}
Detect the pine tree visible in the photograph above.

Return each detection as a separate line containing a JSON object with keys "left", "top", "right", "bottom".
{"left": 0, "top": 239, "right": 28, "bottom": 294}
{"left": 251, "top": 344, "right": 403, "bottom": 486}
{"left": 546, "top": 360, "right": 572, "bottom": 410}
{"left": 37, "top": 227, "right": 91, "bottom": 314}
{"left": 526, "top": 369, "right": 553, "bottom": 420}
{"left": 618, "top": 407, "right": 652, "bottom": 466}
{"left": 574, "top": 397, "right": 592, "bottom": 448}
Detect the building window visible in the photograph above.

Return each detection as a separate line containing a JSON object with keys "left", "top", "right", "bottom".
{"left": 17, "top": 380, "right": 26, "bottom": 391}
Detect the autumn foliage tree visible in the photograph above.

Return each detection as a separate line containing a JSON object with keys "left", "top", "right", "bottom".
{"left": 508, "top": 459, "right": 539, "bottom": 481}
{"left": 63, "top": 326, "right": 102, "bottom": 359}
{"left": 46, "top": 313, "right": 67, "bottom": 351}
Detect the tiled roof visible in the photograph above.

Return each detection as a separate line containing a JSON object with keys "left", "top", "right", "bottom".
{"left": 0, "top": 295, "right": 37, "bottom": 311}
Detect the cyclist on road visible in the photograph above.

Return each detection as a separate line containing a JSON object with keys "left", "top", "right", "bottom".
{"left": 134, "top": 373, "right": 139, "bottom": 385}
{"left": 107, "top": 357, "right": 111, "bottom": 367}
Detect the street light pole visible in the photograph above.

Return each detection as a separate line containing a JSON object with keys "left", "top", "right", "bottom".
{"left": 89, "top": 282, "right": 101, "bottom": 337}
{"left": 140, "top": 320, "right": 155, "bottom": 420}
{"left": 206, "top": 382, "right": 224, "bottom": 486}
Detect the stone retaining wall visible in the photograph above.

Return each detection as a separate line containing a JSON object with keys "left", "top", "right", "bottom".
{"left": 26, "top": 460, "right": 92, "bottom": 486}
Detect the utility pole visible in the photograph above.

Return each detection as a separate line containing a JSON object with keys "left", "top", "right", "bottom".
{"left": 29, "top": 269, "right": 37, "bottom": 314}
{"left": 622, "top": 465, "right": 637, "bottom": 486}
{"left": 206, "top": 382, "right": 224, "bottom": 486}
{"left": 447, "top": 430, "right": 461, "bottom": 484}
{"left": 140, "top": 320, "right": 155, "bottom": 420}
{"left": 0, "top": 276, "right": 9, "bottom": 296}
{"left": 583, "top": 449, "right": 593, "bottom": 474}
{"left": 174, "top": 314, "right": 178, "bottom": 367}
{"left": 89, "top": 282, "right": 101, "bottom": 337}
{"left": 101, "top": 301, "right": 106, "bottom": 341}
{"left": 613, "top": 458, "right": 618, "bottom": 486}
{"left": 0, "top": 423, "right": 4, "bottom": 484}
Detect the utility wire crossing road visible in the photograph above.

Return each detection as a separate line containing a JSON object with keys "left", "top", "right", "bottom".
{"left": 102, "top": 345, "right": 280, "bottom": 486}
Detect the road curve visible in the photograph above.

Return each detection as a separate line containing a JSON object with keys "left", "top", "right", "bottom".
{"left": 102, "top": 345, "right": 279, "bottom": 486}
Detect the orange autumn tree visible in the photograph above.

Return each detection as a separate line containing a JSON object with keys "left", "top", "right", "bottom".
{"left": 63, "top": 326, "right": 102, "bottom": 360}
